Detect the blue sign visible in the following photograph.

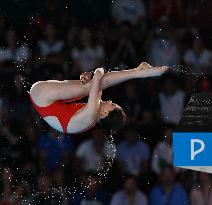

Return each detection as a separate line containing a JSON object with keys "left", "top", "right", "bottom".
{"left": 173, "top": 132, "right": 212, "bottom": 166}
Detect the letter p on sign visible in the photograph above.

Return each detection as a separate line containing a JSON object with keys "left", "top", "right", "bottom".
{"left": 191, "top": 139, "right": 205, "bottom": 160}
{"left": 173, "top": 132, "right": 212, "bottom": 172}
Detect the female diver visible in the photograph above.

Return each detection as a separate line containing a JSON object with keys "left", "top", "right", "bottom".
{"left": 29, "top": 62, "right": 167, "bottom": 134}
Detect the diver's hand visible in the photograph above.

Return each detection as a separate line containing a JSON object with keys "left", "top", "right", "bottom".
{"left": 80, "top": 72, "right": 93, "bottom": 84}
{"left": 94, "top": 68, "right": 105, "bottom": 79}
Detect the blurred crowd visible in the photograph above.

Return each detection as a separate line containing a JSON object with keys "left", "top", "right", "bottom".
{"left": 0, "top": 0, "right": 212, "bottom": 204}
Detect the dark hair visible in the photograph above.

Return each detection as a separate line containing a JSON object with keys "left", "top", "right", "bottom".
{"left": 98, "top": 108, "right": 126, "bottom": 135}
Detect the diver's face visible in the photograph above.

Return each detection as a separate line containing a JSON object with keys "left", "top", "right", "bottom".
{"left": 98, "top": 101, "right": 119, "bottom": 118}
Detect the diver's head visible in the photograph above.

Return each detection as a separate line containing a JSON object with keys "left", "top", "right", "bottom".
{"left": 98, "top": 101, "right": 126, "bottom": 135}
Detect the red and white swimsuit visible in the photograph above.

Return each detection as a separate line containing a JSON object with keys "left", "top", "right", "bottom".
{"left": 30, "top": 95, "right": 86, "bottom": 133}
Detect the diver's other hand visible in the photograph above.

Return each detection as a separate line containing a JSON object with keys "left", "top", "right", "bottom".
{"left": 80, "top": 72, "right": 93, "bottom": 84}
{"left": 94, "top": 68, "right": 105, "bottom": 79}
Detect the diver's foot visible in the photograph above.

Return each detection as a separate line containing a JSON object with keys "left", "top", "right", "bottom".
{"left": 136, "top": 62, "right": 168, "bottom": 77}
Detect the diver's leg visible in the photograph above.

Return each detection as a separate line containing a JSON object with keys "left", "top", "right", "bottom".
{"left": 30, "top": 62, "right": 166, "bottom": 106}
{"left": 30, "top": 80, "right": 90, "bottom": 106}
{"left": 98, "top": 62, "right": 167, "bottom": 90}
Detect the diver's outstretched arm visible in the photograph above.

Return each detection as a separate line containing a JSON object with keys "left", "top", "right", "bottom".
{"left": 66, "top": 68, "right": 104, "bottom": 134}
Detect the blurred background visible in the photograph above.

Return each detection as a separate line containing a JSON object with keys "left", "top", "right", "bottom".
{"left": 0, "top": 0, "right": 212, "bottom": 204}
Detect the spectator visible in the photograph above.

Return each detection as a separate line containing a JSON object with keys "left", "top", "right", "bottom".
{"left": 122, "top": 81, "right": 141, "bottom": 122}
{"left": 110, "top": 175, "right": 147, "bottom": 205}
{"left": 71, "top": 175, "right": 110, "bottom": 205}
{"left": 75, "top": 128, "right": 116, "bottom": 174}
{"left": 147, "top": 17, "right": 180, "bottom": 67}
{"left": 149, "top": 165, "right": 189, "bottom": 205}
{"left": 183, "top": 77, "right": 195, "bottom": 96}
{"left": 37, "top": 23, "right": 64, "bottom": 57}
{"left": 111, "top": 0, "right": 146, "bottom": 26}
{"left": 0, "top": 120, "right": 32, "bottom": 170}
{"left": 159, "top": 72, "right": 186, "bottom": 124}
{"left": 37, "top": 129, "right": 75, "bottom": 173}
{"left": 149, "top": 0, "right": 183, "bottom": 26}
{"left": 72, "top": 28, "right": 105, "bottom": 74}
{"left": 1, "top": 167, "right": 13, "bottom": 204}
{"left": 184, "top": 37, "right": 211, "bottom": 75}
{"left": 31, "top": 175, "right": 68, "bottom": 205}
{"left": 117, "top": 125, "right": 150, "bottom": 176}
{"left": 151, "top": 124, "right": 175, "bottom": 175}
{"left": 36, "top": 22, "right": 65, "bottom": 72}
{"left": 136, "top": 79, "right": 162, "bottom": 145}
{"left": 110, "top": 21, "right": 137, "bottom": 68}
{"left": 9, "top": 74, "right": 31, "bottom": 122}
{"left": 70, "top": 0, "right": 110, "bottom": 24}
{"left": 0, "top": 15, "right": 7, "bottom": 41}
{"left": 186, "top": 0, "right": 212, "bottom": 29}
{"left": 1, "top": 167, "right": 31, "bottom": 205}
{"left": 0, "top": 28, "right": 30, "bottom": 64}
{"left": 66, "top": 23, "right": 80, "bottom": 49}
{"left": 0, "top": 28, "right": 30, "bottom": 75}
{"left": 190, "top": 172, "right": 212, "bottom": 205}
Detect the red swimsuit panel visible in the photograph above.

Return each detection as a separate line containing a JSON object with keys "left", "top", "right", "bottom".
{"left": 29, "top": 95, "right": 85, "bottom": 133}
